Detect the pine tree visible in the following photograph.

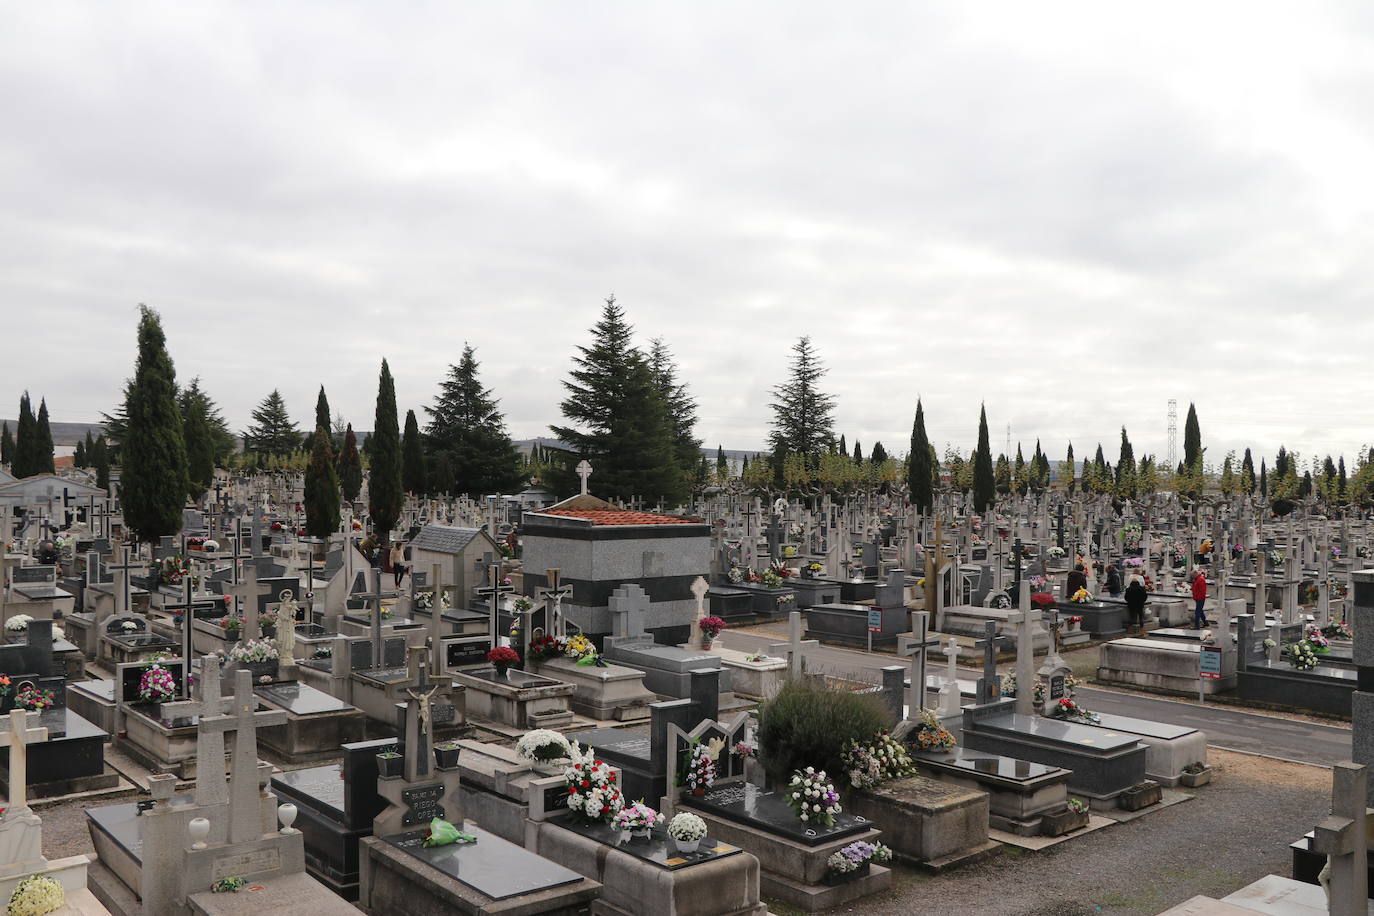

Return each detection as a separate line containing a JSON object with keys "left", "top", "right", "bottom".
{"left": 768, "top": 337, "right": 836, "bottom": 460}
{"left": 1, "top": 422, "right": 13, "bottom": 467}
{"left": 648, "top": 339, "right": 703, "bottom": 490}
{"left": 13, "top": 393, "right": 35, "bottom": 478}
{"left": 870, "top": 442, "right": 888, "bottom": 464}
{"left": 92, "top": 437, "right": 110, "bottom": 492}
{"left": 178, "top": 379, "right": 236, "bottom": 464}
{"left": 425, "top": 344, "right": 524, "bottom": 497}
{"left": 33, "top": 399, "right": 54, "bottom": 475}
{"left": 973, "top": 405, "right": 994, "bottom": 512}
{"left": 338, "top": 424, "right": 363, "bottom": 502}
{"left": 244, "top": 390, "right": 299, "bottom": 457}
{"left": 122, "top": 305, "right": 190, "bottom": 542}
{"left": 304, "top": 423, "right": 341, "bottom": 538}
{"left": 183, "top": 388, "right": 215, "bottom": 501}
{"left": 908, "top": 400, "right": 933, "bottom": 513}
{"left": 402, "top": 409, "right": 427, "bottom": 495}
{"left": 369, "top": 360, "right": 404, "bottom": 538}
{"left": 550, "top": 299, "right": 684, "bottom": 503}
{"left": 1115, "top": 427, "right": 1137, "bottom": 499}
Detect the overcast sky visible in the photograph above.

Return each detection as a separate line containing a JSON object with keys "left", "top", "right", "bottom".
{"left": 4, "top": 3, "right": 1373, "bottom": 470}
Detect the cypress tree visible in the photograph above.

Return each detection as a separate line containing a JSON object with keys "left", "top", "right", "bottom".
{"left": 908, "top": 399, "right": 933, "bottom": 513}
{"left": 716, "top": 446, "right": 728, "bottom": 478}
{"left": 402, "top": 409, "right": 427, "bottom": 495}
{"left": 853, "top": 441, "right": 863, "bottom": 464}
{"left": 1115, "top": 426, "right": 1137, "bottom": 498}
{"left": 1063, "top": 443, "right": 1075, "bottom": 494}
{"left": 870, "top": 442, "right": 888, "bottom": 465}
{"left": 0, "top": 422, "right": 11, "bottom": 467}
{"left": 838, "top": 435, "right": 847, "bottom": 459}
{"left": 74, "top": 438, "right": 87, "bottom": 469}
{"left": 1183, "top": 403, "right": 1201, "bottom": 469}
{"left": 13, "top": 393, "right": 35, "bottom": 478}
{"left": 339, "top": 424, "right": 363, "bottom": 503}
{"left": 1259, "top": 459, "right": 1268, "bottom": 500}
{"left": 1241, "top": 448, "right": 1256, "bottom": 494}
{"left": 972, "top": 405, "right": 995, "bottom": 512}
{"left": 84, "top": 430, "right": 95, "bottom": 465}
{"left": 122, "top": 305, "right": 190, "bottom": 542}
{"left": 425, "top": 344, "right": 523, "bottom": 497}
{"left": 1339, "top": 457, "right": 1348, "bottom": 499}
{"left": 305, "top": 386, "right": 333, "bottom": 460}
{"left": 1013, "top": 444, "right": 1028, "bottom": 496}
{"left": 93, "top": 437, "right": 110, "bottom": 493}
{"left": 183, "top": 387, "right": 215, "bottom": 501}
{"left": 34, "top": 399, "right": 54, "bottom": 475}
{"left": 368, "top": 359, "right": 403, "bottom": 540}
{"left": 304, "top": 423, "right": 341, "bottom": 538}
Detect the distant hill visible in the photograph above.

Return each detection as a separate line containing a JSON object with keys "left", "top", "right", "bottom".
{"left": 0, "top": 420, "right": 105, "bottom": 448}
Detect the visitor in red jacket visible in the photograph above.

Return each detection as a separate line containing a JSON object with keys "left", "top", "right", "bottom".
{"left": 1191, "top": 569, "right": 1208, "bottom": 628}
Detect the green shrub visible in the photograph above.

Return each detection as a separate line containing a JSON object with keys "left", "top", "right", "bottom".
{"left": 756, "top": 681, "right": 889, "bottom": 787}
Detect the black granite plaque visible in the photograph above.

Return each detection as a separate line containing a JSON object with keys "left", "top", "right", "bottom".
{"left": 383, "top": 824, "right": 583, "bottom": 901}
{"left": 542, "top": 783, "right": 570, "bottom": 815}
{"left": 401, "top": 783, "right": 447, "bottom": 827}
{"left": 553, "top": 817, "right": 742, "bottom": 870}
{"left": 1049, "top": 674, "right": 1066, "bottom": 701}
{"left": 575, "top": 729, "right": 652, "bottom": 760}
{"left": 446, "top": 639, "right": 491, "bottom": 669}
{"left": 119, "top": 661, "right": 185, "bottom": 705}
{"left": 431, "top": 703, "right": 456, "bottom": 726}
{"left": 682, "top": 782, "right": 869, "bottom": 846}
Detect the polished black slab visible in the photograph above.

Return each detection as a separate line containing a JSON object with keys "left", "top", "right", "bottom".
{"left": 71, "top": 679, "right": 115, "bottom": 702}
{"left": 86, "top": 794, "right": 193, "bottom": 864}
{"left": 915, "top": 747, "right": 1062, "bottom": 781}
{"left": 256, "top": 682, "right": 352, "bottom": 715}
{"left": 554, "top": 816, "right": 742, "bottom": 870}
{"left": 107, "top": 634, "right": 175, "bottom": 649}
{"left": 681, "top": 782, "right": 870, "bottom": 846}
{"left": 7, "top": 708, "right": 107, "bottom": 785}
{"left": 382, "top": 823, "right": 583, "bottom": 900}
{"left": 357, "top": 667, "right": 411, "bottom": 685}
{"left": 274, "top": 764, "right": 345, "bottom": 819}
{"left": 573, "top": 728, "right": 652, "bottom": 760}
{"left": 463, "top": 667, "right": 561, "bottom": 689}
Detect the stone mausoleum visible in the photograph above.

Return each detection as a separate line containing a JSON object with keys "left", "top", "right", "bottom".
{"left": 520, "top": 494, "right": 709, "bottom": 646}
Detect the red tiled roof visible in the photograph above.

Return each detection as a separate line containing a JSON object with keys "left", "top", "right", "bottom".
{"left": 538, "top": 509, "right": 702, "bottom": 526}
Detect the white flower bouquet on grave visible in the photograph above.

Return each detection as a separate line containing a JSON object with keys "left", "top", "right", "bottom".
{"left": 138, "top": 665, "right": 177, "bottom": 703}
{"left": 727, "top": 566, "right": 745, "bottom": 584}
{"left": 414, "top": 590, "right": 451, "bottom": 611}
{"left": 8, "top": 874, "right": 63, "bottom": 916}
{"left": 842, "top": 731, "right": 917, "bottom": 787}
{"left": 667, "top": 812, "right": 707, "bottom": 842}
{"left": 827, "top": 840, "right": 891, "bottom": 874}
{"left": 785, "top": 768, "right": 841, "bottom": 827}
{"left": 683, "top": 741, "right": 716, "bottom": 792}
{"left": 220, "top": 638, "right": 278, "bottom": 664}
{"left": 1284, "top": 640, "right": 1318, "bottom": 671}
{"left": 611, "top": 800, "right": 663, "bottom": 835}
{"left": 5, "top": 615, "right": 33, "bottom": 633}
{"left": 516, "top": 729, "right": 572, "bottom": 765}
{"left": 563, "top": 742, "right": 624, "bottom": 824}
{"left": 1047, "top": 546, "right": 1066, "bottom": 558}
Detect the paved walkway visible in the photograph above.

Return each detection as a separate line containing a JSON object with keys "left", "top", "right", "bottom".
{"left": 719, "top": 627, "right": 1352, "bottom": 767}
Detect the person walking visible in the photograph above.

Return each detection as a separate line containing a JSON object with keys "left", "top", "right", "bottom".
{"left": 390, "top": 541, "right": 407, "bottom": 588}
{"left": 1190, "top": 568, "right": 1208, "bottom": 628}
{"left": 1125, "top": 574, "right": 1148, "bottom": 635}
{"left": 1104, "top": 563, "right": 1122, "bottom": 598}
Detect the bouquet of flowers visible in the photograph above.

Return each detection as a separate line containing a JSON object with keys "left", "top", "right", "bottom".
{"left": 8, "top": 875, "right": 64, "bottom": 916}
{"left": 138, "top": 665, "right": 177, "bottom": 703}
{"left": 684, "top": 741, "right": 717, "bottom": 791}
{"left": 1323, "top": 620, "right": 1354, "bottom": 640}
{"left": 14, "top": 684, "right": 55, "bottom": 711}
{"left": 1050, "top": 696, "right": 1100, "bottom": 725}
{"left": 5, "top": 615, "right": 33, "bottom": 633}
{"left": 1031, "top": 592, "right": 1056, "bottom": 610}
{"left": 1047, "top": 546, "right": 1066, "bottom": 559}
{"left": 487, "top": 646, "right": 520, "bottom": 668}
{"left": 785, "top": 768, "right": 842, "bottom": 827}
{"left": 1331, "top": 546, "right": 1343, "bottom": 559}
{"left": 1028, "top": 574, "right": 1048, "bottom": 589}
{"left": 732, "top": 741, "right": 756, "bottom": 759}
{"left": 727, "top": 566, "right": 745, "bottom": 584}
{"left": 563, "top": 635, "right": 600, "bottom": 665}
{"left": 219, "top": 616, "right": 242, "bottom": 632}
{"left": 563, "top": 742, "right": 623, "bottom": 824}
{"left": 1070, "top": 588, "right": 1092, "bottom": 604}
{"left": 842, "top": 730, "right": 917, "bottom": 788}
{"left": 516, "top": 729, "right": 572, "bottom": 764}
{"left": 414, "top": 590, "right": 452, "bottom": 610}
{"left": 1267, "top": 550, "right": 1285, "bottom": 568}
{"left": 667, "top": 811, "right": 707, "bottom": 842}
{"left": 157, "top": 555, "right": 188, "bottom": 586}
{"left": 1285, "top": 640, "right": 1318, "bottom": 671}
{"left": 1304, "top": 626, "right": 1331, "bottom": 652}
{"left": 699, "top": 617, "right": 727, "bottom": 640}
{"left": 526, "top": 634, "right": 565, "bottom": 663}
{"left": 911, "top": 709, "right": 957, "bottom": 752}
{"left": 221, "top": 638, "right": 277, "bottom": 664}
{"left": 611, "top": 800, "right": 663, "bottom": 834}
{"left": 759, "top": 569, "right": 784, "bottom": 589}
{"left": 805, "top": 562, "right": 824, "bottom": 576}
{"left": 0, "top": 676, "right": 12, "bottom": 699}
{"left": 827, "top": 840, "right": 892, "bottom": 874}
{"left": 1121, "top": 524, "right": 1143, "bottom": 549}
{"left": 1066, "top": 615, "right": 1084, "bottom": 627}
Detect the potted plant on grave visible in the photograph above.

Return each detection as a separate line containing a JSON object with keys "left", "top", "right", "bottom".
{"left": 825, "top": 840, "right": 891, "bottom": 885}
{"left": 526, "top": 634, "right": 565, "bottom": 663}
{"left": 487, "top": 645, "right": 519, "bottom": 676}
{"left": 0, "top": 676, "right": 12, "bottom": 714}
{"left": 1031, "top": 593, "right": 1056, "bottom": 612}
{"left": 785, "top": 768, "right": 841, "bottom": 827}
{"left": 13, "top": 684, "right": 55, "bottom": 712}
{"left": 1180, "top": 761, "right": 1213, "bottom": 788}
{"left": 682, "top": 741, "right": 717, "bottom": 795}
{"left": 433, "top": 740, "right": 462, "bottom": 769}
{"left": 666, "top": 812, "right": 708, "bottom": 854}
{"left": 698, "top": 616, "right": 727, "bottom": 650}
{"left": 4, "top": 616, "right": 32, "bottom": 644}
{"left": 1065, "top": 615, "right": 1084, "bottom": 632}
{"left": 376, "top": 745, "right": 403, "bottom": 778}
{"left": 803, "top": 561, "right": 824, "bottom": 580}
{"left": 138, "top": 665, "right": 176, "bottom": 705}
{"left": 516, "top": 729, "right": 573, "bottom": 776}
{"left": 218, "top": 616, "right": 242, "bottom": 642}
{"left": 563, "top": 742, "right": 624, "bottom": 824}
{"left": 610, "top": 800, "right": 663, "bottom": 843}
{"left": 909, "top": 710, "right": 957, "bottom": 754}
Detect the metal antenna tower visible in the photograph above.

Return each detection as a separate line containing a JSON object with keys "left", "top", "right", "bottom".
{"left": 1166, "top": 399, "right": 1178, "bottom": 470}
{"left": 1006, "top": 423, "right": 1011, "bottom": 457}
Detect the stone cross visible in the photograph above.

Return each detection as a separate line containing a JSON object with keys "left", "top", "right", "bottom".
{"left": 974, "top": 621, "right": 1001, "bottom": 704}
{"left": 107, "top": 546, "right": 142, "bottom": 618}
{"left": 360, "top": 566, "right": 400, "bottom": 670}
{"left": 576, "top": 460, "right": 593, "bottom": 496}
{"left": 0, "top": 708, "right": 48, "bottom": 812}
{"left": 1010, "top": 581, "right": 1036, "bottom": 716}
{"left": 225, "top": 668, "right": 286, "bottom": 843}
{"left": 1314, "top": 761, "right": 1369, "bottom": 914}
{"left": 938, "top": 638, "right": 962, "bottom": 717}
{"left": 896, "top": 611, "right": 937, "bottom": 721}
{"left": 768, "top": 610, "right": 819, "bottom": 681}
{"left": 535, "top": 568, "right": 574, "bottom": 640}
{"left": 189, "top": 655, "right": 237, "bottom": 806}
{"left": 689, "top": 576, "right": 711, "bottom": 649}
{"left": 474, "top": 555, "right": 514, "bottom": 646}
{"left": 403, "top": 646, "right": 439, "bottom": 782}
{"left": 608, "top": 584, "right": 650, "bottom": 640}
{"left": 225, "top": 561, "right": 271, "bottom": 641}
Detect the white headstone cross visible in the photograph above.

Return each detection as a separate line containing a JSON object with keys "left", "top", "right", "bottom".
{"left": 576, "top": 460, "right": 593, "bottom": 496}
{"left": 0, "top": 709, "right": 48, "bottom": 812}
{"left": 939, "top": 637, "right": 962, "bottom": 717}
{"left": 769, "top": 610, "right": 819, "bottom": 681}
{"left": 1315, "top": 761, "right": 1369, "bottom": 915}
{"left": 689, "top": 576, "right": 711, "bottom": 649}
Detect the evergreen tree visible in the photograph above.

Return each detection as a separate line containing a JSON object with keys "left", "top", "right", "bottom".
{"left": 1219, "top": 451, "right": 1237, "bottom": 496}
{"left": 1061, "top": 443, "right": 1075, "bottom": 493}
{"left": 92, "top": 437, "right": 110, "bottom": 492}
{"left": 13, "top": 393, "right": 35, "bottom": 478}
{"left": 74, "top": 437, "right": 87, "bottom": 468}
{"left": 715, "top": 446, "right": 728, "bottom": 479}
{"left": 178, "top": 379, "right": 236, "bottom": 464}
{"left": 1115, "top": 427, "right": 1137, "bottom": 498}
{"left": 182, "top": 388, "right": 215, "bottom": 501}
{"left": 1241, "top": 448, "right": 1256, "bottom": 494}
{"left": 838, "top": 434, "right": 847, "bottom": 459}
{"left": 1339, "top": 456, "right": 1348, "bottom": 500}
{"left": 425, "top": 344, "right": 524, "bottom": 497}
{"left": 908, "top": 400, "right": 933, "bottom": 513}
{"left": 33, "top": 399, "right": 54, "bottom": 475}
{"left": 244, "top": 390, "right": 299, "bottom": 457}
{"left": 550, "top": 298, "right": 685, "bottom": 503}
{"left": 304, "top": 386, "right": 333, "bottom": 460}
{"left": 973, "top": 405, "right": 995, "bottom": 512}
{"left": 994, "top": 454, "right": 1011, "bottom": 494}
{"left": 648, "top": 339, "right": 703, "bottom": 490}
{"left": 122, "top": 305, "right": 190, "bottom": 542}
{"left": 338, "top": 424, "right": 363, "bottom": 503}
{"left": 84, "top": 430, "right": 95, "bottom": 466}
{"left": 1183, "top": 403, "right": 1201, "bottom": 469}
{"left": 304, "top": 423, "right": 341, "bottom": 538}
{"left": 1, "top": 422, "right": 12, "bottom": 466}
{"left": 870, "top": 442, "right": 888, "bottom": 465}
{"left": 369, "top": 360, "right": 404, "bottom": 539}
{"left": 1322, "top": 456, "right": 1338, "bottom": 503}
{"left": 1259, "top": 459, "right": 1268, "bottom": 500}
{"left": 402, "top": 409, "right": 427, "bottom": 495}
{"left": 768, "top": 336, "right": 836, "bottom": 460}
{"left": 853, "top": 441, "right": 863, "bottom": 464}
{"left": 1012, "top": 444, "right": 1029, "bottom": 496}
{"left": 428, "top": 451, "right": 455, "bottom": 496}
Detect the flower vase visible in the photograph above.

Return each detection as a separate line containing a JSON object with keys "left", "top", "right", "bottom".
{"left": 495, "top": 664, "right": 510, "bottom": 678}
{"left": 632, "top": 828, "right": 650, "bottom": 840}
{"left": 533, "top": 761, "right": 565, "bottom": 776}
{"left": 691, "top": 787, "right": 706, "bottom": 796}
{"left": 700, "top": 640, "right": 713, "bottom": 651}
{"left": 673, "top": 837, "right": 701, "bottom": 854}
{"left": 824, "top": 863, "right": 870, "bottom": 886}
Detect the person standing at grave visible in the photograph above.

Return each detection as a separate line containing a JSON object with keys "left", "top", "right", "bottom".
{"left": 1190, "top": 567, "right": 1208, "bottom": 628}
{"left": 390, "top": 541, "right": 408, "bottom": 587}
{"left": 1124, "top": 574, "right": 1148, "bottom": 635}
{"left": 1066, "top": 564, "right": 1087, "bottom": 599}
{"left": 1104, "top": 563, "right": 1122, "bottom": 598}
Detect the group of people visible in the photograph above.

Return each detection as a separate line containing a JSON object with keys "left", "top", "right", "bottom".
{"left": 1065, "top": 561, "right": 1209, "bottom": 636}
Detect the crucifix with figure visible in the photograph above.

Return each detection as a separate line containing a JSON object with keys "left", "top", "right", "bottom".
{"left": 536, "top": 568, "right": 575, "bottom": 640}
